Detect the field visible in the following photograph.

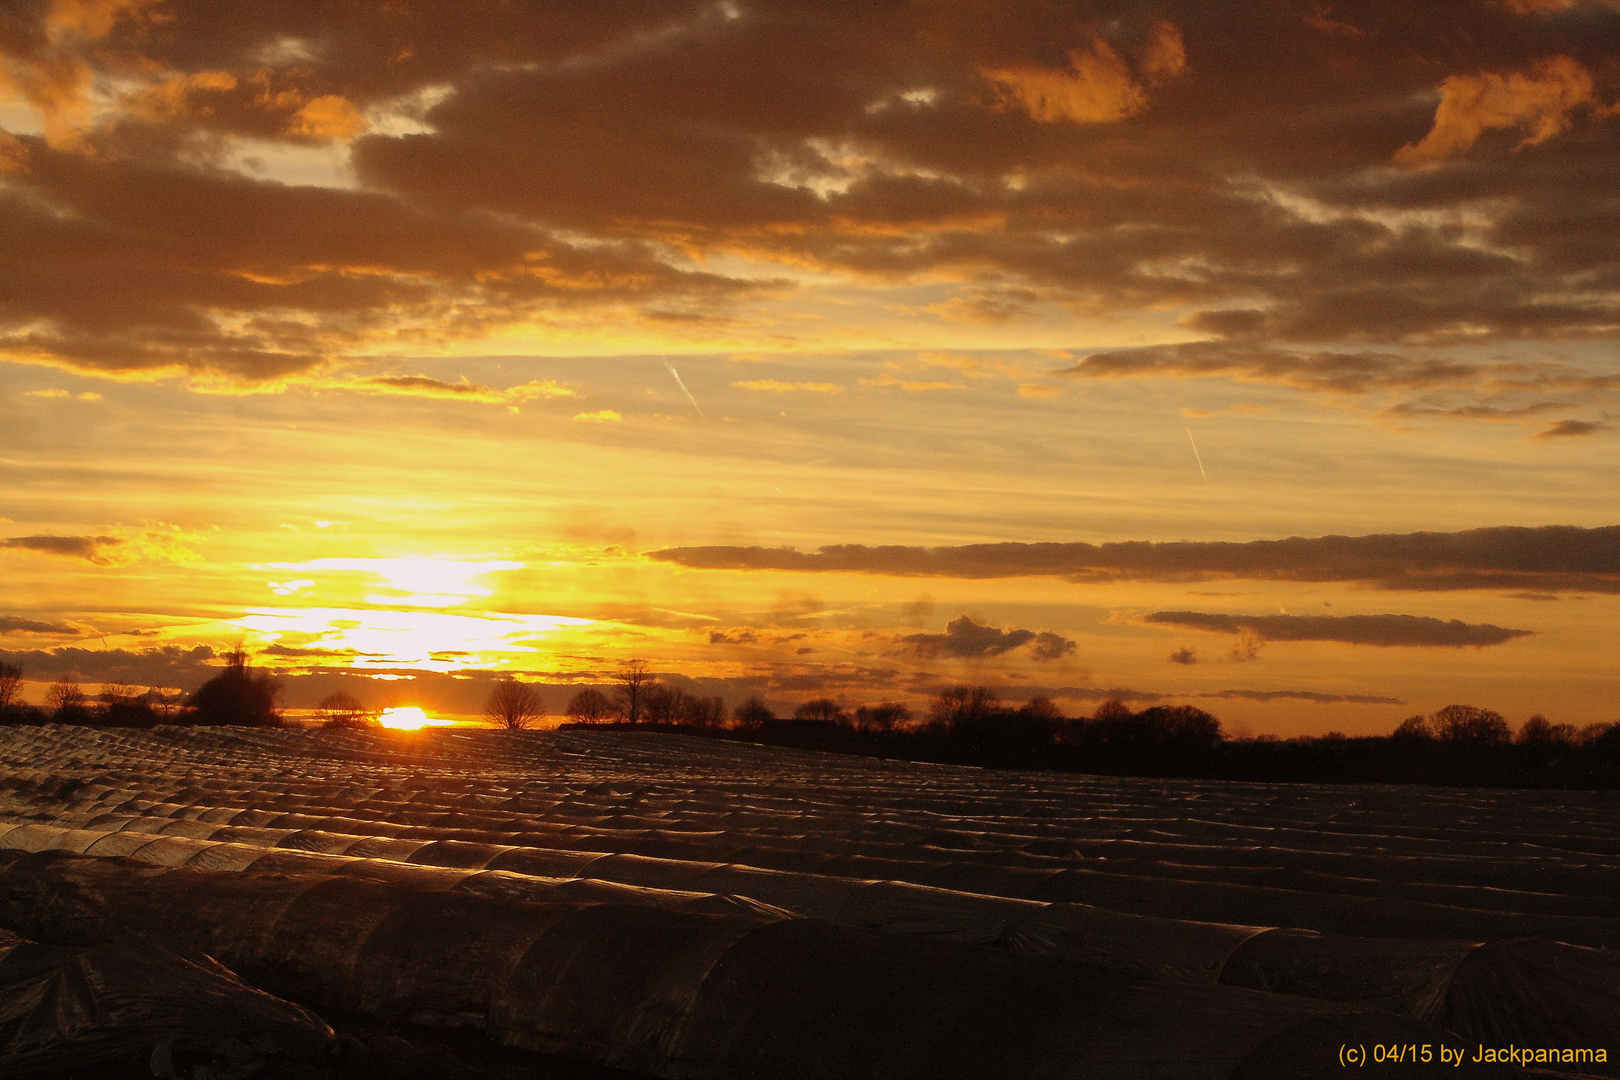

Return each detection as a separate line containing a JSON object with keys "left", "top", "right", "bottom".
{"left": 1, "top": 724, "right": 1617, "bottom": 1079}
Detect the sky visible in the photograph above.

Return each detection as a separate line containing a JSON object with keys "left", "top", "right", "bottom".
{"left": 2, "top": 0, "right": 1618, "bottom": 735}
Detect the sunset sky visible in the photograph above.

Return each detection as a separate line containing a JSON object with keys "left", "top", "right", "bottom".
{"left": 2, "top": 0, "right": 1618, "bottom": 735}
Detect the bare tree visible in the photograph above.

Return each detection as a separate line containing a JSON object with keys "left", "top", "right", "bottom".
{"left": 640, "top": 684, "right": 683, "bottom": 725}
{"left": 0, "top": 662, "right": 22, "bottom": 716}
{"left": 928, "top": 685, "right": 1001, "bottom": 733}
{"left": 732, "top": 696, "right": 774, "bottom": 731}
{"left": 854, "top": 701, "right": 911, "bottom": 734}
{"left": 484, "top": 679, "right": 545, "bottom": 730}
{"left": 614, "top": 660, "right": 655, "bottom": 725}
{"left": 46, "top": 678, "right": 86, "bottom": 720}
{"left": 317, "top": 691, "right": 375, "bottom": 729}
{"left": 794, "top": 698, "right": 847, "bottom": 724}
{"left": 564, "top": 687, "right": 615, "bottom": 723}
{"left": 686, "top": 695, "right": 726, "bottom": 730}
{"left": 1516, "top": 714, "right": 1577, "bottom": 748}
{"left": 1431, "top": 704, "right": 1510, "bottom": 745}
{"left": 1390, "top": 715, "right": 1434, "bottom": 743}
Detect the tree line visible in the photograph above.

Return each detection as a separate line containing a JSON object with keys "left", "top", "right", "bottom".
{"left": 5, "top": 653, "right": 1619, "bottom": 786}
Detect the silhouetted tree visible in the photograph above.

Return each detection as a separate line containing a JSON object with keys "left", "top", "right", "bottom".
{"left": 142, "top": 689, "right": 181, "bottom": 723}
{"left": 317, "top": 691, "right": 376, "bottom": 729}
{"left": 641, "top": 685, "right": 688, "bottom": 725}
{"left": 854, "top": 701, "right": 911, "bottom": 734}
{"left": 0, "top": 662, "right": 22, "bottom": 720}
{"left": 928, "top": 686, "right": 1002, "bottom": 734}
{"left": 100, "top": 683, "right": 159, "bottom": 728}
{"left": 1093, "top": 699, "right": 1133, "bottom": 722}
{"left": 1579, "top": 722, "right": 1618, "bottom": 749}
{"left": 1390, "top": 715, "right": 1435, "bottom": 744}
{"left": 187, "top": 649, "right": 282, "bottom": 726}
{"left": 46, "top": 678, "right": 88, "bottom": 723}
{"left": 1010, "top": 697, "right": 1065, "bottom": 744}
{"left": 484, "top": 679, "right": 544, "bottom": 730}
{"left": 1581, "top": 723, "right": 1620, "bottom": 762}
{"left": 565, "top": 687, "right": 615, "bottom": 723}
{"left": 793, "top": 698, "right": 847, "bottom": 724}
{"left": 685, "top": 694, "right": 727, "bottom": 729}
{"left": 1431, "top": 704, "right": 1510, "bottom": 745}
{"left": 1080, "top": 700, "right": 1220, "bottom": 752}
{"left": 732, "top": 696, "right": 774, "bottom": 731}
{"left": 615, "top": 660, "right": 655, "bottom": 724}
{"left": 1516, "top": 714, "right": 1577, "bottom": 748}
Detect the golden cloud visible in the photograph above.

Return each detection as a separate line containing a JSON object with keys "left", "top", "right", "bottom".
{"left": 1395, "top": 56, "right": 1607, "bottom": 164}
{"left": 981, "top": 41, "right": 1148, "bottom": 125}
{"left": 732, "top": 379, "right": 844, "bottom": 394}
{"left": 980, "top": 24, "right": 1184, "bottom": 125}
{"left": 347, "top": 375, "right": 577, "bottom": 405}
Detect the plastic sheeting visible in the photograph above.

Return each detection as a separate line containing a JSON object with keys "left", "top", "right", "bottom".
{"left": 0, "top": 849, "right": 1498, "bottom": 1080}
{"left": 0, "top": 926, "right": 336, "bottom": 1079}
{"left": 3, "top": 725, "right": 1619, "bottom": 1077}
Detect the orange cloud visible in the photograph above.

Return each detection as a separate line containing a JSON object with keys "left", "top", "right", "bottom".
{"left": 732, "top": 379, "right": 844, "bottom": 394}
{"left": 1395, "top": 56, "right": 1608, "bottom": 164}
{"left": 1139, "top": 22, "right": 1188, "bottom": 84}
{"left": 288, "top": 95, "right": 367, "bottom": 141}
{"left": 125, "top": 71, "right": 239, "bottom": 122}
{"left": 981, "top": 24, "right": 1185, "bottom": 125}
{"left": 859, "top": 374, "right": 967, "bottom": 392}
{"left": 46, "top": 0, "right": 162, "bottom": 40}
{"left": 981, "top": 41, "right": 1147, "bottom": 125}
{"left": 1500, "top": 0, "right": 1620, "bottom": 11}
{"left": 348, "top": 375, "right": 576, "bottom": 405}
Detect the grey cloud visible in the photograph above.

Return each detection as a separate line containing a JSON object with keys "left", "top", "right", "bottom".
{"left": 1534, "top": 419, "right": 1608, "bottom": 439}
{"left": 0, "top": 645, "right": 218, "bottom": 688}
{"left": 0, "top": 617, "right": 81, "bottom": 635}
{"left": 1167, "top": 647, "right": 1197, "bottom": 665}
{"left": 1197, "top": 689, "right": 1405, "bottom": 705}
{"left": 1057, "top": 341, "right": 1487, "bottom": 395}
{"left": 708, "top": 629, "right": 759, "bottom": 645}
{"left": 898, "top": 615, "right": 1076, "bottom": 661}
{"left": 1, "top": 535, "right": 122, "bottom": 562}
{"left": 1142, "top": 611, "right": 1532, "bottom": 648}
{"left": 0, "top": 0, "right": 1616, "bottom": 378}
{"left": 1039, "top": 685, "right": 1403, "bottom": 706}
{"left": 649, "top": 524, "right": 1620, "bottom": 593}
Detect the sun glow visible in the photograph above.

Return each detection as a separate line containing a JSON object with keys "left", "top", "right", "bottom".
{"left": 259, "top": 557, "right": 526, "bottom": 608}
{"left": 233, "top": 607, "right": 592, "bottom": 672}
{"left": 378, "top": 706, "right": 452, "bottom": 730}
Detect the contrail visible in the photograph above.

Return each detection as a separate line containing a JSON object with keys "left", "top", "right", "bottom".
{"left": 664, "top": 360, "right": 707, "bottom": 420}
{"left": 1184, "top": 427, "right": 1209, "bottom": 485}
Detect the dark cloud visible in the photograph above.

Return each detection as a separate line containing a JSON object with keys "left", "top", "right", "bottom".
{"left": 0, "top": 1, "right": 1616, "bottom": 378}
{"left": 649, "top": 524, "right": 1620, "bottom": 592}
{"left": 708, "top": 629, "right": 758, "bottom": 645}
{"left": 1141, "top": 611, "right": 1532, "bottom": 648}
{"left": 1, "top": 534, "right": 121, "bottom": 562}
{"left": 1167, "top": 647, "right": 1197, "bottom": 665}
{"left": 1197, "top": 689, "right": 1405, "bottom": 705}
{"left": 1038, "top": 685, "right": 1404, "bottom": 706}
{"left": 1028, "top": 630, "right": 1078, "bottom": 662}
{"left": 0, "top": 616, "right": 80, "bottom": 635}
{"left": 0, "top": 645, "right": 218, "bottom": 688}
{"left": 898, "top": 615, "right": 1076, "bottom": 661}
{"left": 1534, "top": 418, "right": 1609, "bottom": 439}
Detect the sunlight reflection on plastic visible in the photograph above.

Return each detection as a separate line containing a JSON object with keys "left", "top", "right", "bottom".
{"left": 378, "top": 706, "right": 452, "bottom": 730}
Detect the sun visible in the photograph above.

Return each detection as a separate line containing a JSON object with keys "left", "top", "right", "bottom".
{"left": 378, "top": 706, "right": 452, "bottom": 730}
